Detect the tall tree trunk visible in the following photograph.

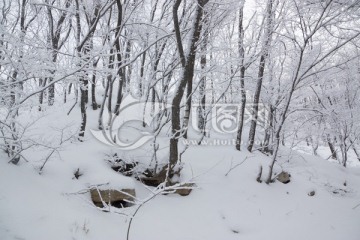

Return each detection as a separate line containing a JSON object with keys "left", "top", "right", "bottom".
{"left": 76, "top": 0, "right": 104, "bottom": 139}
{"left": 114, "top": 0, "right": 125, "bottom": 116}
{"left": 169, "top": 0, "right": 209, "bottom": 171}
{"left": 247, "top": 0, "right": 273, "bottom": 152}
{"left": 197, "top": 30, "right": 208, "bottom": 135}
{"left": 236, "top": 1, "right": 246, "bottom": 151}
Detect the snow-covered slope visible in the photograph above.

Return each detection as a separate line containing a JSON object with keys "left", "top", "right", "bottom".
{"left": 1, "top": 137, "right": 359, "bottom": 240}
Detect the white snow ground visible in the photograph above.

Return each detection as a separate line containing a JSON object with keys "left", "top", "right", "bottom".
{"left": 0, "top": 105, "right": 359, "bottom": 240}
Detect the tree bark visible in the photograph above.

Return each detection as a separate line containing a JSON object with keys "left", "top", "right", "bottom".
{"left": 198, "top": 33, "right": 207, "bottom": 134}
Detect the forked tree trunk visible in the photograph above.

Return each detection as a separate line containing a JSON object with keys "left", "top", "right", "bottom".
{"left": 46, "top": 0, "right": 71, "bottom": 106}
{"left": 75, "top": 0, "right": 102, "bottom": 140}
{"left": 169, "top": 0, "right": 209, "bottom": 171}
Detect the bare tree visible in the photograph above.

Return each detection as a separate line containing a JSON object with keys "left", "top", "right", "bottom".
{"left": 266, "top": 0, "right": 360, "bottom": 183}
{"left": 43, "top": 0, "right": 72, "bottom": 107}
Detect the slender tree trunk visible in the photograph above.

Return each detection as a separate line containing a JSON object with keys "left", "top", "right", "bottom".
{"left": 182, "top": 75, "right": 192, "bottom": 139}
{"left": 340, "top": 135, "right": 348, "bottom": 167}
{"left": 48, "top": 77, "right": 55, "bottom": 105}
{"left": 342, "top": 145, "right": 348, "bottom": 167}
{"left": 197, "top": 10, "right": 209, "bottom": 138}
{"left": 63, "top": 86, "right": 67, "bottom": 103}
{"left": 91, "top": 61, "right": 99, "bottom": 110}
{"left": 38, "top": 78, "right": 47, "bottom": 111}
{"left": 68, "top": 83, "right": 73, "bottom": 94}
{"left": 198, "top": 36, "right": 207, "bottom": 135}
{"left": 139, "top": 52, "right": 146, "bottom": 97}
{"left": 236, "top": 67, "right": 246, "bottom": 150}
{"left": 125, "top": 38, "right": 132, "bottom": 93}
{"left": 78, "top": 78, "right": 87, "bottom": 140}
{"left": 247, "top": 0, "right": 273, "bottom": 152}
{"left": 47, "top": 50, "right": 57, "bottom": 107}
{"left": 114, "top": 71, "right": 124, "bottom": 116}
{"left": 236, "top": 1, "right": 246, "bottom": 151}
{"left": 148, "top": 41, "right": 167, "bottom": 117}
{"left": 327, "top": 135, "right": 337, "bottom": 160}
{"left": 265, "top": 47, "right": 306, "bottom": 184}
{"left": 107, "top": 50, "right": 115, "bottom": 125}
{"left": 75, "top": 0, "right": 90, "bottom": 140}
{"left": 114, "top": 0, "right": 125, "bottom": 116}
{"left": 348, "top": 139, "right": 360, "bottom": 162}
{"left": 98, "top": 79, "right": 110, "bottom": 130}
{"left": 262, "top": 105, "right": 274, "bottom": 153}
{"left": 76, "top": 0, "right": 107, "bottom": 139}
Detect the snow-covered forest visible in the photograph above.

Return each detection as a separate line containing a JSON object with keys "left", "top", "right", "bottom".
{"left": 1, "top": 0, "right": 360, "bottom": 239}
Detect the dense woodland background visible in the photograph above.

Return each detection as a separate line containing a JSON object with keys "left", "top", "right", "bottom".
{"left": 1, "top": 0, "right": 360, "bottom": 181}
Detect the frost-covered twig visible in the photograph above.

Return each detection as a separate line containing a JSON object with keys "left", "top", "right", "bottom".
{"left": 39, "top": 126, "right": 76, "bottom": 173}
{"left": 225, "top": 156, "right": 252, "bottom": 176}
{"left": 353, "top": 203, "right": 360, "bottom": 210}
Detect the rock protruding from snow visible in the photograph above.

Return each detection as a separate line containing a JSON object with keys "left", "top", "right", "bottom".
{"left": 90, "top": 188, "right": 136, "bottom": 208}
{"left": 175, "top": 183, "right": 196, "bottom": 196}
{"left": 276, "top": 171, "right": 291, "bottom": 184}
{"left": 308, "top": 190, "right": 316, "bottom": 196}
